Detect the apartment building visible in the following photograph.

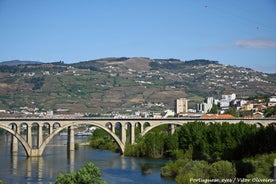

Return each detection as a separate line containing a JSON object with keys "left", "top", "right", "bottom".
{"left": 175, "top": 98, "right": 188, "bottom": 114}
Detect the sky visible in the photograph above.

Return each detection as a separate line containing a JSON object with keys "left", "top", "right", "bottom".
{"left": 0, "top": 0, "right": 276, "bottom": 73}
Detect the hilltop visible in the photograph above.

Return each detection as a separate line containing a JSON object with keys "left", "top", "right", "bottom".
{"left": 0, "top": 60, "right": 43, "bottom": 66}
{"left": 0, "top": 57, "right": 275, "bottom": 114}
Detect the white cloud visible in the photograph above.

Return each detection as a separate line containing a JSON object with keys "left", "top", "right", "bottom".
{"left": 199, "top": 38, "right": 276, "bottom": 51}
{"left": 235, "top": 39, "right": 276, "bottom": 49}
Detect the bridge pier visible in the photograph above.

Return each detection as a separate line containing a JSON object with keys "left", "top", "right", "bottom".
{"left": 121, "top": 124, "right": 126, "bottom": 145}
{"left": 131, "top": 123, "right": 135, "bottom": 145}
{"left": 27, "top": 124, "right": 32, "bottom": 148}
{"left": 37, "top": 124, "right": 43, "bottom": 148}
{"left": 67, "top": 126, "right": 75, "bottom": 151}
{"left": 169, "top": 124, "right": 175, "bottom": 134}
{"left": 140, "top": 124, "right": 144, "bottom": 134}
{"left": 112, "top": 124, "right": 115, "bottom": 133}
{"left": 29, "top": 149, "right": 41, "bottom": 157}
{"left": 11, "top": 124, "right": 19, "bottom": 153}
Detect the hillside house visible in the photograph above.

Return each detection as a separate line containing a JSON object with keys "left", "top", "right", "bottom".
{"left": 268, "top": 96, "right": 276, "bottom": 107}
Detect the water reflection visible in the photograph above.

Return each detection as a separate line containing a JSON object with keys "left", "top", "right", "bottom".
{"left": 26, "top": 157, "right": 44, "bottom": 182}
{"left": 0, "top": 134, "right": 174, "bottom": 184}
{"left": 67, "top": 151, "right": 75, "bottom": 173}
{"left": 12, "top": 154, "right": 18, "bottom": 175}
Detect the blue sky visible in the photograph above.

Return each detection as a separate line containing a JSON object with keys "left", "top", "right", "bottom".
{"left": 0, "top": 0, "right": 276, "bottom": 73}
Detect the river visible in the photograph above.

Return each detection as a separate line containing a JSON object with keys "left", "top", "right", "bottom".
{"left": 0, "top": 133, "right": 175, "bottom": 184}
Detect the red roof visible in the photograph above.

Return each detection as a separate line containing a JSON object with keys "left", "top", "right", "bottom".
{"left": 201, "top": 114, "right": 235, "bottom": 119}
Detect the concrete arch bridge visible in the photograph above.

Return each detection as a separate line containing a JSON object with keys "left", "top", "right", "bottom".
{"left": 0, "top": 118, "right": 275, "bottom": 157}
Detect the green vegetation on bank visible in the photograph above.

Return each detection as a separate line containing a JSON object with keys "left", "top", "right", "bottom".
{"left": 125, "top": 122, "right": 276, "bottom": 161}
{"left": 88, "top": 129, "right": 119, "bottom": 152}
{"left": 158, "top": 122, "right": 276, "bottom": 183}
{"left": 125, "top": 125, "right": 178, "bottom": 158}
{"left": 55, "top": 162, "right": 106, "bottom": 184}
{"left": 161, "top": 152, "right": 276, "bottom": 183}
{"left": 88, "top": 122, "right": 276, "bottom": 161}
{"left": 88, "top": 122, "right": 276, "bottom": 183}
{"left": 161, "top": 158, "right": 236, "bottom": 184}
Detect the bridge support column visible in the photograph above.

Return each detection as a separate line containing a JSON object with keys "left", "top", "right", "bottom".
{"left": 11, "top": 124, "right": 18, "bottom": 153}
{"left": 121, "top": 124, "right": 126, "bottom": 145}
{"left": 112, "top": 124, "right": 115, "bottom": 133}
{"left": 68, "top": 150, "right": 75, "bottom": 173}
{"left": 27, "top": 124, "right": 32, "bottom": 148}
{"left": 29, "top": 149, "right": 41, "bottom": 157}
{"left": 131, "top": 123, "right": 135, "bottom": 144}
{"left": 169, "top": 124, "right": 175, "bottom": 134}
{"left": 67, "top": 126, "right": 75, "bottom": 151}
{"left": 49, "top": 124, "right": 53, "bottom": 135}
{"left": 37, "top": 124, "right": 43, "bottom": 148}
{"left": 140, "top": 124, "right": 143, "bottom": 134}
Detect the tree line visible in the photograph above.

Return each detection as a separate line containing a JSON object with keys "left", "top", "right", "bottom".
{"left": 88, "top": 122, "right": 276, "bottom": 161}
{"left": 88, "top": 121, "right": 276, "bottom": 182}
{"left": 123, "top": 122, "right": 275, "bottom": 161}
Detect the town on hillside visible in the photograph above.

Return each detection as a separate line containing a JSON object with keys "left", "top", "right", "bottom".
{"left": 1, "top": 94, "right": 276, "bottom": 119}
{"left": 142, "top": 94, "right": 276, "bottom": 119}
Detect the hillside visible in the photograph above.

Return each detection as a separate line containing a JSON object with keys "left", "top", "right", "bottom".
{"left": 0, "top": 60, "right": 43, "bottom": 66}
{"left": 0, "top": 57, "right": 275, "bottom": 114}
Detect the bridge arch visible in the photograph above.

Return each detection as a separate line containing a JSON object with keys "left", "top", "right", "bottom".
{"left": 269, "top": 122, "right": 276, "bottom": 127}
{"left": 143, "top": 122, "right": 150, "bottom": 130}
{"left": 0, "top": 124, "right": 32, "bottom": 156}
{"left": 42, "top": 122, "right": 50, "bottom": 135}
{"left": 255, "top": 122, "right": 264, "bottom": 127}
{"left": 105, "top": 122, "right": 113, "bottom": 130}
{"left": 53, "top": 122, "right": 61, "bottom": 129}
{"left": 207, "top": 121, "right": 215, "bottom": 125}
{"left": 141, "top": 121, "right": 184, "bottom": 136}
{"left": 9, "top": 122, "right": 18, "bottom": 131}
{"left": 135, "top": 122, "right": 142, "bottom": 134}
{"left": 39, "top": 121, "right": 125, "bottom": 156}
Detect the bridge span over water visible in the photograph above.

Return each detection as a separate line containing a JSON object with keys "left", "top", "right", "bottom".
{"left": 0, "top": 118, "right": 275, "bottom": 157}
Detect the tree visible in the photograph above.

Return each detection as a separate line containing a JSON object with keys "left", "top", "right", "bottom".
{"left": 264, "top": 106, "right": 276, "bottom": 117}
{"left": 164, "top": 133, "right": 179, "bottom": 157}
{"left": 225, "top": 107, "right": 239, "bottom": 117}
{"left": 88, "top": 129, "right": 119, "bottom": 152}
{"left": 56, "top": 162, "right": 106, "bottom": 184}
{"left": 209, "top": 104, "right": 218, "bottom": 114}
{"left": 209, "top": 161, "right": 236, "bottom": 179}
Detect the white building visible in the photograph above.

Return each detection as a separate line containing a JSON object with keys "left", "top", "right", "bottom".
{"left": 196, "top": 97, "right": 214, "bottom": 113}
{"left": 219, "top": 93, "right": 236, "bottom": 109}
{"left": 268, "top": 96, "right": 276, "bottom": 107}
{"left": 175, "top": 98, "right": 188, "bottom": 114}
{"left": 269, "top": 96, "right": 276, "bottom": 102}
{"left": 161, "top": 109, "right": 175, "bottom": 118}
{"left": 196, "top": 103, "right": 213, "bottom": 113}
{"left": 222, "top": 93, "right": 236, "bottom": 101}
{"left": 220, "top": 99, "right": 230, "bottom": 109}
{"left": 206, "top": 97, "right": 214, "bottom": 104}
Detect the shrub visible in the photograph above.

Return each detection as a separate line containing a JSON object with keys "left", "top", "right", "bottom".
{"left": 209, "top": 160, "right": 236, "bottom": 179}
{"left": 55, "top": 162, "right": 106, "bottom": 184}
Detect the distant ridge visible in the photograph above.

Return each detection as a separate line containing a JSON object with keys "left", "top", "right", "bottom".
{"left": 0, "top": 57, "right": 275, "bottom": 113}
{"left": 0, "top": 60, "right": 43, "bottom": 66}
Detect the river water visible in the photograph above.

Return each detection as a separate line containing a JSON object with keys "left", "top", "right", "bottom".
{"left": 0, "top": 134, "right": 175, "bottom": 184}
